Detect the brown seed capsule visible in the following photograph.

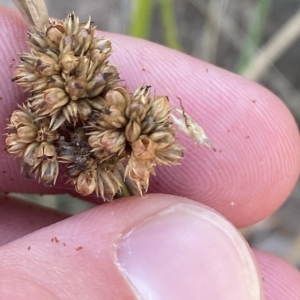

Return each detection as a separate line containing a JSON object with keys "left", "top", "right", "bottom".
{"left": 10, "top": 109, "right": 33, "bottom": 126}
{"left": 65, "top": 77, "right": 87, "bottom": 101}
{"left": 13, "top": 67, "right": 40, "bottom": 90}
{"left": 43, "top": 88, "right": 69, "bottom": 111}
{"left": 105, "top": 87, "right": 130, "bottom": 110}
{"left": 40, "top": 159, "right": 59, "bottom": 183}
{"left": 60, "top": 53, "right": 80, "bottom": 74}
{"left": 46, "top": 24, "right": 65, "bottom": 48}
{"left": 132, "top": 136, "right": 157, "bottom": 160}
{"left": 36, "top": 122, "right": 59, "bottom": 142}
{"left": 88, "top": 130, "right": 126, "bottom": 154}
{"left": 16, "top": 123, "right": 38, "bottom": 143}
{"left": 150, "top": 95, "right": 170, "bottom": 122}
{"left": 77, "top": 100, "right": 92, "bottom": 121}
{"left": 36, "top": 54, "right": 61, "bottom": 76}
{"left": 23, "top": 142, "right": 39, "bottom": 166}
{"left": 96, "top": 167, "right": 121, "bottom": 199}
{"left": 125, "top": 119, "right": 141, "bottom": 143}
{"left": 36, "top": 142, "right": 56, "bottom": 161}
{"left": 125, "top": 155, "right": 154, "bottom": 195}
{"left": 20, "top": 53, "right": 61, "bottom": 76}
{"left": 149, "top": 131, "right": 175, "bottom": 151}
{"left": 5, "top": 134, "right": 28, "bottom": 155}
{"left": 75, "top": 167, "right": 98, "bottom": 196}
{"left": 155, "top": 144, "right": 184, "bottom": 165}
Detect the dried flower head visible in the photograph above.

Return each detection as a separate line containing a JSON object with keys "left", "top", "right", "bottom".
{"left": 12, "top": 13, "right": 119, "bottom": 130}
{"left": 6, "top": 104, "right": 59, "bottom": 183}
{"left": 6, "top": 8, "right": 212, "bottom": 200}
{"left": 87, "top": 85, "right": 183, "bottom": 193}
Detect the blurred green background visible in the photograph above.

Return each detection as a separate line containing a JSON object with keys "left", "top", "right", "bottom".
{"left": 2, "top": 0, "right": 300, "bottom": 269}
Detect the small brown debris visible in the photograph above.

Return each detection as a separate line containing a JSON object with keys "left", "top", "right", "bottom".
{"left": 63, "top": 243, "right": 66, "bottom": 246}
{"left": 9, "top": 64, "right": 13, "bottom": 69}
{"left": 245, "top": 136, "right": 250, "bottom": 139}
{"left": 51, "top": 237, "right": 54, "bottom": 242}
{"left": 54, "top": 237, "right": 59, "bottom": 243}
{"left": 76, "top": 246, "right": 83, "bottom": 251}
{"left": 251, "top": 100, "right": 256, "bottom": 103}
{"left": 27, "top": 246, "right": 31, "bottom": 250}
{"left": 0, "top": 97, "right": 3, "bottom": 100}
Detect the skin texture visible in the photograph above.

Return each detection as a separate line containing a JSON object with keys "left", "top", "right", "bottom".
{"left": 0, "top": 6, "right": 299, "bottom": 299}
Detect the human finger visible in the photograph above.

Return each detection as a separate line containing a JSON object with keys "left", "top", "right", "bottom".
{"left": 0, "top": 194, "right": 263, "bottom": 300}
{"left": 253, "top": 249, "right": 300, "bottom": 300}
{"left": 0, "top": 7, "right": 299, "bottom": 227}
{"left": 0, "top": 195, "right": 67, "bottom": 246}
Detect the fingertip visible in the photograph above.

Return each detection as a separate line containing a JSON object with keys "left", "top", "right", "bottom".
{"left": 254, "top": 249, "right": 300, "bottom": 300}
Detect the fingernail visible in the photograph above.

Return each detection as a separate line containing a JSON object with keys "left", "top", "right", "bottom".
{"left": 116, "top": 203, "right": 262, "bottom": 300}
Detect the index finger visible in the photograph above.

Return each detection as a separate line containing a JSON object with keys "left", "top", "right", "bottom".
{"left": 0, "top": 7, "right": 299, "bottom": 227}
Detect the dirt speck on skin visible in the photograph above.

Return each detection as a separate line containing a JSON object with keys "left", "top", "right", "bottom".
{"left": 245, "top": 136, "right": 250, "bottom": 139}
{"left": 0, "top": 97, "right": 3, "bottom": 101}
{"left": 63, "top": 243, "right": 66, "bottom": 246}
{"left": 28, "top": 246, "right": 31, "bottom": 250}
{"left": 251, "top": 100, "right": 256, "bottom": 103}
{"left": 12, "top": 58, "right": 15, "bottom": 61}
{"left": 219, "top": 149, "right": 222, "bottom": 153}
{"left": 76, "top": 246, "right": 83, "bottom": 251}
{"left": 54, "top": 237, "right": 59, "bottom": 243}
{"left": 227, "top": 129, "right": 230, "bottom": 133}
{"left": 206, "top": 68, "right": 208, "bottom": 73}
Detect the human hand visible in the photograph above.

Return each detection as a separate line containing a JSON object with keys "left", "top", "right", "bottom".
{"left": 0, "top": 6, "right": 299, "bottom": 299}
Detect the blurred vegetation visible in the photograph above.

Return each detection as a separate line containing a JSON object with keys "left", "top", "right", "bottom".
{"left": 129, "top": 0, "right": 181, "bottom": 50}
{"left": 129, "top": 0, "right": 153, "bottom": 39}
{"left": 235, "top": 0, "right": 273, "bottom": 73}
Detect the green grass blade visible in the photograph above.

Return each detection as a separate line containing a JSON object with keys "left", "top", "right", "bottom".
{"left": 160, "top": 0, "right": 181, "bottom": 50}
{"left": 236, "top": 0, "right": 273, "bottom": 73}
{"left": 129, "top": 0, "right": 153, "bottom": 39}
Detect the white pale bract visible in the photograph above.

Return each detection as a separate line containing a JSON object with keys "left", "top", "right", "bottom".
{"left": 171, "top": 108, "right": 215, "bottom": 150}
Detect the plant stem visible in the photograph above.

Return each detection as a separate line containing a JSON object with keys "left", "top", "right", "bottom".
{"left": 12, "top": 0, "right": 49, "bottom": 32}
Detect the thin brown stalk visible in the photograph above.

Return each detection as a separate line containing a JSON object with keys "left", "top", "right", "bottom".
{"left": 198, "top": 0, "right": 224, "bottom": 63}
{"left": 241, "top": 8, "right": 300, "bottom": 81}
{"left": 12, "top": 0, "right": 49, "bottom": 31}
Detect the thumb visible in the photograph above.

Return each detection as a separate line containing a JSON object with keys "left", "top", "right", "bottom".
{"left": 0, "top": 194, "right": 262, "bottom": 299}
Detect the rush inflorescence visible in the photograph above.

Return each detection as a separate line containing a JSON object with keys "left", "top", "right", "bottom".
{"left": 5, "top": 13, "right": 184, "bottom": 199}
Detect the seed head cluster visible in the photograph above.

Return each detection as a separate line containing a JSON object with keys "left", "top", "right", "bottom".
{"left": 5, "top": 13, "right": 183, "bottom": 199}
